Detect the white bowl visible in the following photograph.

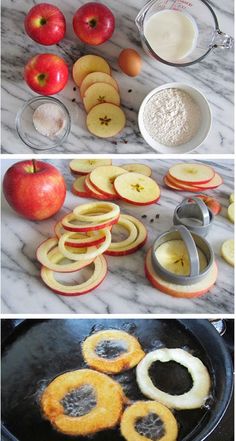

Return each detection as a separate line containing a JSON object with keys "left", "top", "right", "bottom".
{"left": 138, "top": 83, "right": 212, "bottom": 154}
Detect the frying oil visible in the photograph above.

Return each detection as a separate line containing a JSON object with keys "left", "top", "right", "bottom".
{"left": 144, "top": 10, "right": 198, "bottom": 62}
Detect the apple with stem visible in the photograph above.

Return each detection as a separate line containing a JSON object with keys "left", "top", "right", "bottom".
{"left": 24, "top": 53, "right": 69, "bottom": 95}
{"left": 3, "top": 160, "right": 66, "bottom": 220}
{"left": 73, "top": 2, "right": 115, "bottom": 46}
{"left": 24, "top": 3, "right": 66, "bottom": 46}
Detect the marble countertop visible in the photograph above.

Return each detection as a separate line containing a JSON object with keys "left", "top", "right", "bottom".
{"left": 1, "top": 159, "right": 234, "bottom": 314}
{"left": 1, "top": 0, "right": 234, "bottom": 155}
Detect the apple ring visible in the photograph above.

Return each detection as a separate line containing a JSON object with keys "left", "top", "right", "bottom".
{"left": 82, "top": 330, "right": 145, "bottom": 374}
{"left": 41, "top": 369, "right": 125, "bottom": 436}
{"left": 61, "top": 211, "right": 119, "bottom": 232}
{"left": 58, "top": 229, "right": 111, "bottom": 261}
{"left": 108, "top": 216, "right": 138, "bottom": 251}
{"left": 136, "top": 348, "right": 211, "bottom": 410}
{"left": 54, "top": 221, "right": 106, "bottom": 248}
{"left": 105, "top": 214, "right": 147, "bottom": 256}
{"left": 120, "top": 401, "right": 178, "bottom": 441}
{"left": 41, "top": 253, "right": 107, "bottom": 296}
{"left": 36, "top": 238, "right": 93, "bottom": 273}
{"left": 73, "top": 202, "right": 120, "bottom": 223}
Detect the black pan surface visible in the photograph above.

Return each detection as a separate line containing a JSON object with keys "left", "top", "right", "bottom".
{"left": 1, "top": 319, "right": 233, "bottom": 441}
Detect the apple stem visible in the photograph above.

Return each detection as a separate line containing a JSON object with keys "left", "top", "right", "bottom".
{"left": 32, "top": 159, "right": 37, "bottom": 173}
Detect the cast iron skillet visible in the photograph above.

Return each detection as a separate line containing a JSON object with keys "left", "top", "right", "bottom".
{"left": 1, "top": 319, "right": 233, "bottom": 441}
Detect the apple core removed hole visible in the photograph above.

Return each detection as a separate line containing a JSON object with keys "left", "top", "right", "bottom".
{"left": 148, "top": 360, "right": 193, "bottom": 395}
{"left": 61, "top": 385, "right": 97, "bottom": 417}
{"left": 111, "top": 224, "right": 130, "bottom": 242}
{"left": 54, "top": 262, "right": 95, "bottom": 286}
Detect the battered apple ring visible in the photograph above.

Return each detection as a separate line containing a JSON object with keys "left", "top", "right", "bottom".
{"left": 82, "top": 330, "right": 145, "bottom": 374}
{"left": 136, "top": 348, "right": 211, "bottom": 410}
{"left": 120, "top": 401, "right": 178, "bottom": 441}
{"left": 41, "top": 369, "right": 126, "bottom": 436}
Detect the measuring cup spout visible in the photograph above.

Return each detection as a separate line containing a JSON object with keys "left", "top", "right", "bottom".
{"left": 211, "top": 29, "right": 234, "bottom": 49}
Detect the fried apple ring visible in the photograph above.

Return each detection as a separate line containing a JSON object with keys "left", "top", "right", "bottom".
{"left": 82, "top": 330, "right": 145, "bottom": 374}
{"left": 120, "top": 401, "right": 178, "bottom": 441}
{"left": 41, "top": 369, "right": 126, "bottom": 436}
{"left": 136, "top": 348, "right": 211, "bottom": 410}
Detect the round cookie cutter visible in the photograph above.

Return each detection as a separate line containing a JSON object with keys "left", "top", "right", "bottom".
{"left": 151, "top": 225, "right": 214, "bottom": 286}
{"left": 173, "top": 197, "right": 214, "bottom": 237}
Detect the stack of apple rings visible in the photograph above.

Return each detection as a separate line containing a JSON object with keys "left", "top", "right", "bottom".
{"left": 37, "top": 202, "right": 147, "bottom": 295}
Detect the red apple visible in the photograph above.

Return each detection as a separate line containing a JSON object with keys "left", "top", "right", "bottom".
{"left": 73, "top": 2, "right": 115, "bottom": 46}
{"left": 194, "top": 195, "right": 222, "bottom": 215}
{"left": 24, "top": 53, "right": 69, "bottom": 95}
{"left": 24, "top": 3, "right": 66, "bottom": 46}
{"left": 3, "top": 160, "right": 66, "bottom": 220}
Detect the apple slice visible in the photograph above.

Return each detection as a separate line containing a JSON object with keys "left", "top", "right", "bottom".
{"left": 195, "top": 195, "right": 222, "bottom": 215}
{"left": 105, "top": 214, "right": 147, "bottom": 256}
{"left": 107, "top": 215, "right": 138, "bottom": 251}
{"left": 41, "top": 254, "right": 108, "bottom": 296}
{"left": 80, "top": 71, "right": 119, "bottom": 97}
{"left": 54, "top": 221, "right": 106, "bottom": 248}
{"left": 114, "top": 173, "right": 160, "bottom": 205}
{"left": 168, "top": 163, "right": 215, "bottom": 185}
{"left": 228, "top": 203, "right": 234, "bottom": 223}
{"left": 69, "top": 159, "right": 112, "bottom": 175}
{"left": 73, "top": 201, "right": 120, "bottom": 223}
{"left": 221, "top": 239, "right": 234, "bottom": 267}
{"left": 145, "top": 248, "right": 217, "bottom": 298}
{"left": 61, "top": 211, "right": 119, "bottom": 232}
{"left": 72, "top": 55, "right": 110, "bottom": 87}
{"left": 190, "top": 173, "right": 223, "bottom": 189}
{"left": 229, "top": 193, "right": 234, "bottom": 203}
{"left": 84, "top": 175, "right": 115, "bottom": 200}
{"left": 87, "top": 103, "right": 126, "bottom": 138}
{"left": 72, "top": 175, "right": 90, "bottom": 198}
{"left": 36, "top": 237, "right": 93, "bottom": 272}
{"left": 83, "top": 82, "right": 120, "bottom": 113}
{"left": 120, "top": 163, "right": 152, "bottom": 177}
{"left": 58, "top": 228, "right": 111, "bottom": 260}
{"left": 90, "top": 165, "right": 127, "bottom": 197}
{"left": 164, "top": 176, "right": 202, "bottom": 192}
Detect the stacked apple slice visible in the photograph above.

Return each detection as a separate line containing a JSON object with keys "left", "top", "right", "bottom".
{"left": 71, "top": 161, "right": 160, "bottom": 205}
{"left": 73, "top": 54, "right": 126, "bottom": 138}
{"left": 36, "top": 202, "right": 147, "bottom": 295}
{"left": 164, "top": 163, "right": 223, "bottom": 192}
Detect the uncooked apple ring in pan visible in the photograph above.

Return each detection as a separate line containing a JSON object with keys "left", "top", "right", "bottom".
{"left": 73, "top": 202, "right": 120, "bottom": 223}
{"left": 36, "top": 238, "right": 94, "bottom": 272}
{"left": 41, "top": 254, "right": 107, "bottom": 296}
{"left": 136, "top": 348, "right": 211, "bottom": 410}
{"left": 54, "top": 221, "right": 106, "bottom": 248}
{"left": 58, "top": 229, "right": 111, "bottom": 261}
{"left": 105, "top": 214, "right": 147, "bottom": 256}
{"left": 61, "top": 212, "right": 119, "bottom": 232}
{"left": 41, "top": 369, "right": 126, "bottom": 436}
{"left": 120, "top": 401, "right": 178, "bottom": 441}
{"left": 82, "top": 329, "right": 145, "bottom": 374}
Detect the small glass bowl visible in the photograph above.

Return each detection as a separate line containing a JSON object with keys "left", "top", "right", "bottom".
{"left": 16, "top": 96, "right": 71, "bottom": 150}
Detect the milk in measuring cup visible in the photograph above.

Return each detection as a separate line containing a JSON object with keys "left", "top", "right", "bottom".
{"left": 144, "top": 10, "right": 198, "bottom": 62}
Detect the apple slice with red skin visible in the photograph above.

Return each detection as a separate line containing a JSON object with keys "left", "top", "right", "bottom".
{"left": 73, "top": 55, "right": 110, "bottom": 87}
{"left": 190, "top": 173, "right": 223, "bottom": 189}
{"left": 72, "top": 176, "right": 90, "bottom": 198}
{"left": 114, "top": 173, "right": 160, "bottom": 206}
{"left": 120, "top": 163, "right": 152, "bottom": 177}
{"left": 83, "top": 82, "right": 120, "bottom": 113}
{"left": 194, "top": 195, "right": 222, "bottom": 215}
{"left": 84, "top": 175, "right": 116, "bottom": 200}
{"left": 145, "top": 248, "right": 218, "bottom": 298}
{"left": 90, "top": 165, "right": 127, "bottom": 197}
{"left": 164, "top": 176, "right": 203, "bottom": 192}
{"left": 54, "top": 221, "right": 106, "bottom": 248}
{"left": 61, "top": 211, "right": 120, "bottom": 232}
{"left": 105, "top": 214, "right": 147, "bottom": 256}
{"left": 168, "top": 163, "right": 215, "bottom": 185}
{"left": 80, "top": 72, "right": 119, "bottom": 98}
{"left": 69, "top": 159, "right": 112, "bottom": 175}
{"left": 41, "top": 254, "right": 108, "bottom": 296}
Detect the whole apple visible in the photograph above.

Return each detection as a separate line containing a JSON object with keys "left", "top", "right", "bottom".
{"left": 24, "top": 53, "right": 69, "bottom": 95}
{"left": 73, "top": 2, "right": 115, "bottom": 46}
{"left": 24, "top": 3, "right": 66, "bottom": 46}
{"left": 3, "top": 160, "right": 67, "bottom": 221}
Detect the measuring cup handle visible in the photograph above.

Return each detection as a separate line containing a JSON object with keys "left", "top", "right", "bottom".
{"left": 212, "top": 29, "right": 234, "bottom": 50}
{"left": 180, "top": 197, "right": 210, "bottom": 226}
{"left": 170, "top": 225, "right": 199, "bottom": 277}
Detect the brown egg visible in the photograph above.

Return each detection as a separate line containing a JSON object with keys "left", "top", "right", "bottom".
{"left": 118, "top": 48, "right": 142, "bottom": 77}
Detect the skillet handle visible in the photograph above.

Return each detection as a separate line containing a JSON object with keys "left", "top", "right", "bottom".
{"left": 209, "top": 319, "right": 226, "bottom": 336}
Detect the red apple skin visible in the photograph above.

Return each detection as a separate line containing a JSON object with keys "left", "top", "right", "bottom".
{"left": 195, "top": 195, "right": 222, "bottom": 215}
{"left": 73, "top": 2, "right": 115, "bottom": 46}
{"left": 3, "top": 160, "right": 66, "bottom": 221}
{"left": 61, "top": 213, "right": 120, "bottom": 232}
{"left": 24, "top": 53, "right": 69, "bottom": 95}
{"left": 24, "top": 3, "right": 66, "bottom": 46}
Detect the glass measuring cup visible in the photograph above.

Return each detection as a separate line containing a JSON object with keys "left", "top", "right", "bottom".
{"left": 135, "top": 0, "right": 234, "bottom": 66}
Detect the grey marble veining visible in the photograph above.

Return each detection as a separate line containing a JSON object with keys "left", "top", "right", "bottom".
{"left": 1, "top": 0, "right": 234, "bottom": 154}
{"left": 1, "top": 159, "right": 234, "bottom": 314}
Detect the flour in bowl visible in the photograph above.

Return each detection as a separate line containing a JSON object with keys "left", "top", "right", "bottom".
{"left": 143, "top": 88, "right": 201, "bottom": 146}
